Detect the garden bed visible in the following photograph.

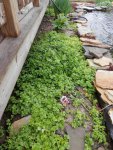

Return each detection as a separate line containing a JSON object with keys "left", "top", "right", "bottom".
{"left": 0, "top": 2, "right": 112, "bottom": 150}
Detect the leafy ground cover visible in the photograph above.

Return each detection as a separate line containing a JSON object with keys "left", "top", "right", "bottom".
{"left": 0, "top": 8, "right": 109, "bottom": 150}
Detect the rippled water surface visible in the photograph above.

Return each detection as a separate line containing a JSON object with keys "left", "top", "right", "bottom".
{"left": 85, "top": 10, "right": 113, "bottom": 46}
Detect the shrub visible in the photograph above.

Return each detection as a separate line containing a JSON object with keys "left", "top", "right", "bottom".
{"left": 52, "top": 0, "right": 72, "bottom": 17}
{"left": 52, "top": 14, "right": 69, "bottom": 30}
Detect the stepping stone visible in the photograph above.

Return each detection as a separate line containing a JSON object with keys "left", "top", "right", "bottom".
{"left": 10, "top": 115, "right": 31, "bottom": 135}
{"left": 81, "top": 38, "right": 112, "bottom": 49}
{"left": 98, "top": 147, "right": 105, "bottom": 150}
{"left": 95, "top": 6, "right": 103, "bottom": 11}
{"left": 64, "top": 30, "right": 75, "bottom": 37}
{"left": 78, "top": 26, "right": 95, "bottom": 39}
{"left": 83, "top": 47, "right": 93, "bottom": 59}
{"left": 75, "top": 20, "right": 87, "bottom": 24}
{"left": 83, "top": 46, "right": 108, "bottom": 58}
{"left": 94, "top": 56, "right": 113, "bottom": 67}
{"left": 65, "top": 125, "right": 85, "bottom": 150}
{"left": 96, "top": 70, "right": 113, "bottom": 90}
{"left": 87, "top": 59, "right": 108, "bottom": 70}
{"left": 95, "top": 6, "right": 107, "bottom": 11}
{"left": 82, "top": 6, "right": 95, "bottom": 12}
{"left": 84, "top": 51, "right": 93, "bottom": 59}
{"left": 104, "top": 52, "right": 112, "bottom": 58}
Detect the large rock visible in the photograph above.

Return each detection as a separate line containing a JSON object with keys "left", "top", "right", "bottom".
{"left": 78, "top": 26, "right": 95, "bottom": 39}
{"left": 98, "top": 147, "right": 105, "bottom": 150}
{"left": 88, "top": 47, "right": 108, "bottom": 58}
{"left": 83, "top": 42, "right": 112, "bottom": 49}
{"left": 84, "top": 51, "right": 93, "bottom": 59}
{"left": 81, "top": 38, "right": 112, "bottom": 49}
{"left": 82, "top": 6, "right": 95, "bottom": 12}
{"left": 65, "top": 125, "right": 85, "bottom": 150}
{"left": 87, "top": 59, "right": 108, "bottom": 70}
{"left": 83, "top": 46, "right": 94, "bottom": 59}
{"left": 94, "top": 83, "right": 112, "bottom": 104}
{"left": 83, "top": 46, "right": 108, "bottom": 58}
{"left": 105, "top": 90, "right": 113, "bottom": 103}
{"left": 104, "top": 52, "right": 112, "bottom": 58}
{"left": 10, "top": 116, "right": 31, "bottom": 135}
{"left": 94, "top": 56, "right": 113, "bottom": 67}
{"left": 95, "top": 6, "right": 107, "bottom": 11}
{"left": 81, "top": 38, "right": 104, "bottom": 45}
{"left": 64, "top": 30, "right": 75, "bottom": 37}
{"left": 96, "top": 70, "right": 113, "bottom": 90}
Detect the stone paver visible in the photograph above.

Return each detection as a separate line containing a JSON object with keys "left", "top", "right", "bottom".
{"left": 83, "top": 46, "right": 108, "bottom": 58}
{"left": 87, "top": 59, "right": 108, "bottom": 70}
{"left": 65, "top": 125, "right": 85, "bottom": 150}
{"left": 96, "top": 70, "right": 113, "bottom": 90}
{"left": 10, "top": 116, "right": 31, "bottom": 135}
{"left": 78, "top": 26, "right": 95, "bottom": 39}
{"left": 98, "top": 147, "right": 105, "bottom": 150}
{"left": 94, "top": 56, "right": 113, "bottom": 67}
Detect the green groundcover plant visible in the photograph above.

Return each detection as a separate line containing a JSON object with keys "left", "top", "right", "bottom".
{"left": 0, "top": 31, "right": 106, "bottom": 150}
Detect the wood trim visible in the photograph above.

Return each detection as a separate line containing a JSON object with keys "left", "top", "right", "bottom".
{"left": 0, "top": 0, "right": 49, "bottom": 120}
{"left": 18, "top": 0, "right": 26, "bottom": 9}
{"left": 0, "top": 2, "right": 6, "bottom": 27}
{"left": 33, "top": 0, "right": 40, "bottom": 7}
{"left": 1, "top": 0, "right": 20, "bottom": 37}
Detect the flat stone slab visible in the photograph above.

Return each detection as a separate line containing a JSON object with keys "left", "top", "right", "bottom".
{"left": 87, "top": 59, "right": 108, "bottom": 70}
{"left": 94, "top": 56, "right": 113, "bottom": 67}
{"left": 82, "top": 6, "right": 95, "bottom": 12}
{"left": 81, "top": 38, "right": 112, "bottom": 49}
{"left": 98, "top": 147, "right": 105, "bottom": 150}
{"left": 65, "top": 125, "right": 85, "bottom": 150}
{"left": 94, "top": 83, "right": 113, "bottom": 104}
{"left": 105, "top": 90, "right": 113, "bottom": 103}
{"left": 96, "top": 70, "right": 113, "bottom": 90}
{"left": 10, "top": 116, "right": 31, "bottom": 135}
{"left": 84, "top": 51, "right": 93, "bottom": 59}
{"left": 64, "top": 30, "right": 75, "bottom": 37}
{"left": 83, "top": 46, "right": 109, "bottom": 58}
{"left": 95, "top": 6, "right": 107, "bottom": 11}
{"left": 104, "top": 52, "right": 112, "bottom": 58}
{"left": 78, "top": 26, "right": 95, "bottom": 39}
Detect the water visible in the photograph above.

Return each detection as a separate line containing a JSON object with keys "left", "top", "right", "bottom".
{"left": 84, "top": 10, "right": 113, "bottom": 46}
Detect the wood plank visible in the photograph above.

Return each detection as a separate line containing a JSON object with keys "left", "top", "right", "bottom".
{"left": 0, "top": 3, "right": 6, "bottom": 27}
{"left": 0, "top": 0, "right": 49, "bottom": 120}
{"left": 19, "top": 2, "right": 33, "bottom": 14}
{"left": 33, "top": 0, "right": 40, "bottom": 7}
{"left": 1, "top": 0, "right": 20, "bottom": 37}
{"left": 18, "top": 0, "right": 26, "bottom": 9}
{"left": 14, "top": 0, "right": 19, "bottom": 14}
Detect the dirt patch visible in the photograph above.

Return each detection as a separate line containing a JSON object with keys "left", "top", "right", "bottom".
{"left": 36, "top": 16, "right": 54, "bottom": 37}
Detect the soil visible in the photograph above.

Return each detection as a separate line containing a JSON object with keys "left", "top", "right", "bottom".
{"left": 36, "top": 16, "right": 54, "bottom": 37}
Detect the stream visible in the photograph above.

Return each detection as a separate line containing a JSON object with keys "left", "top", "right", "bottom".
{"left": 84, "top": 10, "right": 113, "bottom": 47}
